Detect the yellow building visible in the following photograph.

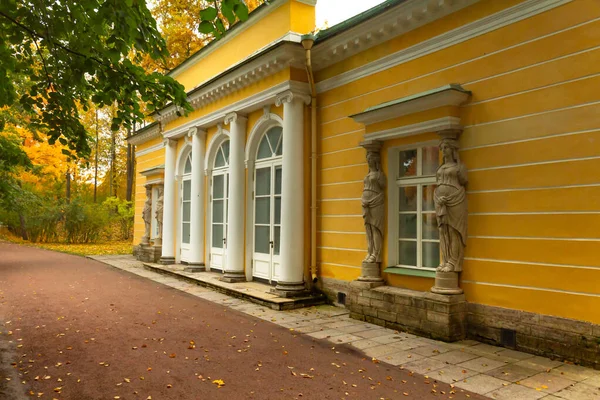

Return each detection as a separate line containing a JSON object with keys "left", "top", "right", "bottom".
{"left": 129, "top": 0, "right": 600, "bottom": 367}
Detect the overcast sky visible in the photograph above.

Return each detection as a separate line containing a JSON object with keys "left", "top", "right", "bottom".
{"left": 316, "top": 0, "right": 387, "bottom": 29}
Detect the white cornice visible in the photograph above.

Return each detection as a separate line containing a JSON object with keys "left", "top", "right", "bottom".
{"left": 295, "top": 0, "right": 317, "bottom": 5}
{"left": 312, "top": 0, "right": 479, "bottom": 73}
{"left": 315, "top": 0, "right": 571, "bottom": 93}
{"left": 163, "top": 80, "right": 310, "bottom": 140}
{"left": 364, "top": 116, "right": 462, "bottom": 141}
{"left": 135, "top": 141, "right": 164, "bottom": 157}
{"left": 140, "top": 165, "right": 165, "bottom": 177}
{"left": 145, "top": 178, "right": 164, "bottom": 186}
{"left": 157, "top": 42, "right": 305, "bottom": 125}
{"left": 129, "top": 124, "right": 161, "bottom": 146}
{"left": 350, "top": 84, "right": 470, "bottom": 125}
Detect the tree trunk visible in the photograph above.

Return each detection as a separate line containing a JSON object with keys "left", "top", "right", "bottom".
{"left": 110, "top": 126, "right": 116, "bottom": 197}
{"left": 94, "top": 109, "right": 99, "bottom": 203}
{"left": 66, "top": 168, "right": 71, "bottom": 204}
{"left": 126, "top": 122, "right": 134, "bottom": 202}
{"left": 18, "top": 213, "right": 27, "bottom": 240}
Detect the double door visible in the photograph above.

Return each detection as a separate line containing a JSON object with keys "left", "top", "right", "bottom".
{"left": 210, "top": 172, "right": 228, "bottom": 271}
{"left": 252, "top": 162, "right": 281, "bottom": 282}
{"left": 180, "top": 178, "right": 192, "bottom": 261}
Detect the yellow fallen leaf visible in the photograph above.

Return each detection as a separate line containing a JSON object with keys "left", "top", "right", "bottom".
{"left": 212, "top": 379, "right": 225, "bottom": 388}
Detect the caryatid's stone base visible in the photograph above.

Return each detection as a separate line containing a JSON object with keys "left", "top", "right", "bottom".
{"left": 134, "top": 244, "right": 162, "bottom": 263}
{"left": 357, "top": 261, "right": 384, "bottom": 288}
{"left": 159, "top": 256, "right": 176, "bottom": 265}
{"left": 431, "top": 271, "right": 463, "bottom": 295}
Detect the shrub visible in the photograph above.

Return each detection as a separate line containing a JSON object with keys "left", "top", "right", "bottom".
{"left": 63, "top": 199, "right": 108, "bottom": 243}
{"left": 102, "top": 197, "right": 134, "bottom": 241}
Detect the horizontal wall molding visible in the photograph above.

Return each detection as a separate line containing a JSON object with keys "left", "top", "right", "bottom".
{"left": 461, "top": 128, "right": 600, "bottom": 151}
{"left": 465, "top": 256, "right": 600, "bottom": 270}
{"left": 467, "top": 182, "right": 600, "bottom": 194}
{"left": 316, "top": 0, "right": 572, "bottom": 93}
{"left": 135, "top": 142, "right": 165, "bottom": 157}
{"left": 461, "top": 280, "right": 600, "bottom": 298}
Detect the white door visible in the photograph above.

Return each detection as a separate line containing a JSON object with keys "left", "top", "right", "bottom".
{"left": 180, "top": 177, "right": 192, "bottom": 261}
{"left": 252, "top": 163, "right": 282, "bottom": 282}
{"left": 210, "top": 172, "right": 228, "bottom": 271}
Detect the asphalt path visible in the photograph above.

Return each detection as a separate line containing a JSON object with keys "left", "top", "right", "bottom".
{"left": 0, "top": 242, "right": 485, "bottom": 399}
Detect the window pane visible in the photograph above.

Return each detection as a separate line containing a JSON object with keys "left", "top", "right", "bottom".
{"left": 255, "top": 226, "right": 270, "bottom": 253}
{"left": 423, "top": 242, "right": 440, "bottom": 268}
{"left": 398, "top": 240, "right": 417, "bottom": 266}
{"left": 255, "top": 197, "right": 270, "bottom": 224}
{"left": 422, "top": 213, "right": 439, "bottom": 240}
{"left": 215, "top": 148, "right": 225, "bottom": 168}
{"left": 274, "top": 226, "right": 280, "bottom": 255}
{"left": 182, "top": 222, "right": 190, "bottom": 244}
{"left": 255, "top": 167, "right": 271, "bottom": 196}
{"left": 399, "top": 186, "right": 417, "bottom": 211}
{"left": 422, "top": 184, "right": 436, "bottom": 212}
{"left": 274, "top": 166, "right": 282, "bottom": 195}
{"left": 398, "top": 214, "right": 417, "bottom": 239}
{"left": 184, "top": 155, "right": 192, "bottom": 174}
{"left": 213, "top": 200, "right": 224, "bottom": 223}
{"left": 183, "top": 180, "right": 191, "bottom": 200}
{"left": 274, "top": 196, "right": 281, "bottom": 224}
{"left": 267, "top": 127, "right": 282, "bottom": 154}
{"left": 399, "top": 149, "right": 417, "bottom": 178}
{"left": 213, "top": 175, "right": 224, "bottom": 198}
{"left": 212, "top": 224, "right": 223, "bottom": 248}
{"left": 422, "top": 146, "right": 439, "bottom": 176}
{"left": 182, "top": 201, "right": 191, "bottom": 222}
{"left": 222, "top": 140, "right": 230, "bottom": 164}
{"left": 257, "top": 136, "right": 272, "bottom": 159}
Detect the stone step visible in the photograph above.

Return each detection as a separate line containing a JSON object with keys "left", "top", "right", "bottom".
{"left": 142, "top": 262, "right": 327, "bottom": 311}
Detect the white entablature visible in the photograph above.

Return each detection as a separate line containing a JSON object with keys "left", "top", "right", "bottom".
{"left": 311, "top": 0, "right": 479, "bottom": 72}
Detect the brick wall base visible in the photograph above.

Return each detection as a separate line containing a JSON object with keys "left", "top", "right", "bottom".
{"left": 347, "top": 282, "right": 467, "bottom": 342}
{"left": 468, "top": 303, "right": 600, "bottom": 369}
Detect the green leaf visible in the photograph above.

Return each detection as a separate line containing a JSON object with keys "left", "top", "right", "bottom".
{"left": 200, "top": 7, "right": 218, "bottom": 21}
{"left": 233, "top": 3, "right": 249, "bottom": 21}
{"left": 199, "top": 21, "right": 215, "bottom": 34}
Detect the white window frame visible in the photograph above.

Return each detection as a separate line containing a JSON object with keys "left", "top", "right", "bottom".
{"left": 387, "top": 141, "right": 439, "bottom": 273}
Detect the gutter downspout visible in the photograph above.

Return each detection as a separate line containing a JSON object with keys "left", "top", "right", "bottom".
{"left": 301, "top": 34, "right": 318, "bottom": 284}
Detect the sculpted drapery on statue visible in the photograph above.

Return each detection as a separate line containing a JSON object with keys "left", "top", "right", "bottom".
{"left": 362, "top": 148, "right": 386, "bottom": 263}
{"left": 434, "top": 137, "right": 468, "bottom": 273}
{"left": 141, "top": 185, "right": 152, "bottom": 245}
{"left": 155, "top": 186, "right": 164, "bottom": 242}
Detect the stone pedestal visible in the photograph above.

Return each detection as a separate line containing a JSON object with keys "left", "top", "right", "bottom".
{"left": 431, "top": 272, "right": 463, "bottom": 295}
{"left": 134, "top": 244, "right": 162, "bottom": 263}
{"left": 183, "top": 264, "right": 205, "bottom": 273}
{"left": 271, "top": 282, "right": 309, "bottom": 298}
{"left": 220, "top": 271, "right": 246, "bottom": 283}
{"left": 357, "top": 262, "right": 384, "bottom": 287}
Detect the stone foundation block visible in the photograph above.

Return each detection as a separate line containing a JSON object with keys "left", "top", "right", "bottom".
{"left": 134, "top": 244, "right": 162, "bottom": 263}
{"left": 348, "top": 283, "right": 467, "bottom": 342}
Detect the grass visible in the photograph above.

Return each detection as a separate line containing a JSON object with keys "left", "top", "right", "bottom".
{"left": 0, "top": 232, "right": 133, "bottom": 257}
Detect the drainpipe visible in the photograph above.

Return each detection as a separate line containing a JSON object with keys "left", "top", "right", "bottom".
{"left": 301, "top": 34, "right": 318, "bottom": 284}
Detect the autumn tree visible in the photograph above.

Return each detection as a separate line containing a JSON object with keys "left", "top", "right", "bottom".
{"left": 0, "top": 0, "right": 192, "bottom": 159}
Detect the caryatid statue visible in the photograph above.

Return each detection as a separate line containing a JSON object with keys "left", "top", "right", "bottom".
{"left": 362, "top": 148, "right": 386, "bottom": 264}
{"left": 154, "top": 185, "right": 164, "bottom": 245}
{"left": 141, "top": 185, "right": 152, "bottom": 245}
{"left": 431, "top": 136, "right": 468, "bottom": 295}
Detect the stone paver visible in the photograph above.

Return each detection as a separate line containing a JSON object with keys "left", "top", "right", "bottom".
{"left": 93, "top": 255, "right": 600, "bottom": 400}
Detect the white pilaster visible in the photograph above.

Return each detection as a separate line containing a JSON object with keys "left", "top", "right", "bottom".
{"left": 222, "top": 112, "right": 247, "bottom": 282}
{"left": 160, "top": 138, "right": 177, "bottom": 264}
{"left": 275, "top": 90, "right": 310, "bottom": 295}
{"left": 188, "top": 128, "right": 206, "bottom": 269}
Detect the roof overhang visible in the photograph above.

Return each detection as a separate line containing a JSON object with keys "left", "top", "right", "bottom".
{"left": 128, "top": 122, "right": 161, "bottom": 146}
{"left": 140, "top": 165, "right": 165, "bottom": 177}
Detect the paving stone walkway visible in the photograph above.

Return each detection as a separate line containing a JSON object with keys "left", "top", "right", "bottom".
{"left": 92, "top": 255, "right": 600, "bottom": 400}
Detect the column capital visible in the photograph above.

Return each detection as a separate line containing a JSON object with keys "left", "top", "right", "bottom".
{"left": 188, "top": 127, "right": 207, "bottom": 138}
{"left": 163, "top": 138, "right": 177, "bottom": 147}
{"left": 224, "top": 112, "right": 247, "bottom": 125}
{"left": 359, "top": 139, "right": 383, "bottom": 153}
{"left": 437, "top": 128, "right": 463, "bottom": 141}
{"left": 275, "top": 90, "right": 311, "bottom": 107}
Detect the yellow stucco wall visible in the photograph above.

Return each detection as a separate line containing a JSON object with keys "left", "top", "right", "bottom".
{"left": 172, "top": 0, "right": 315, "bottom": 91}
{"left": 316, "top": 0, "right": 600, "bottom": 324}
